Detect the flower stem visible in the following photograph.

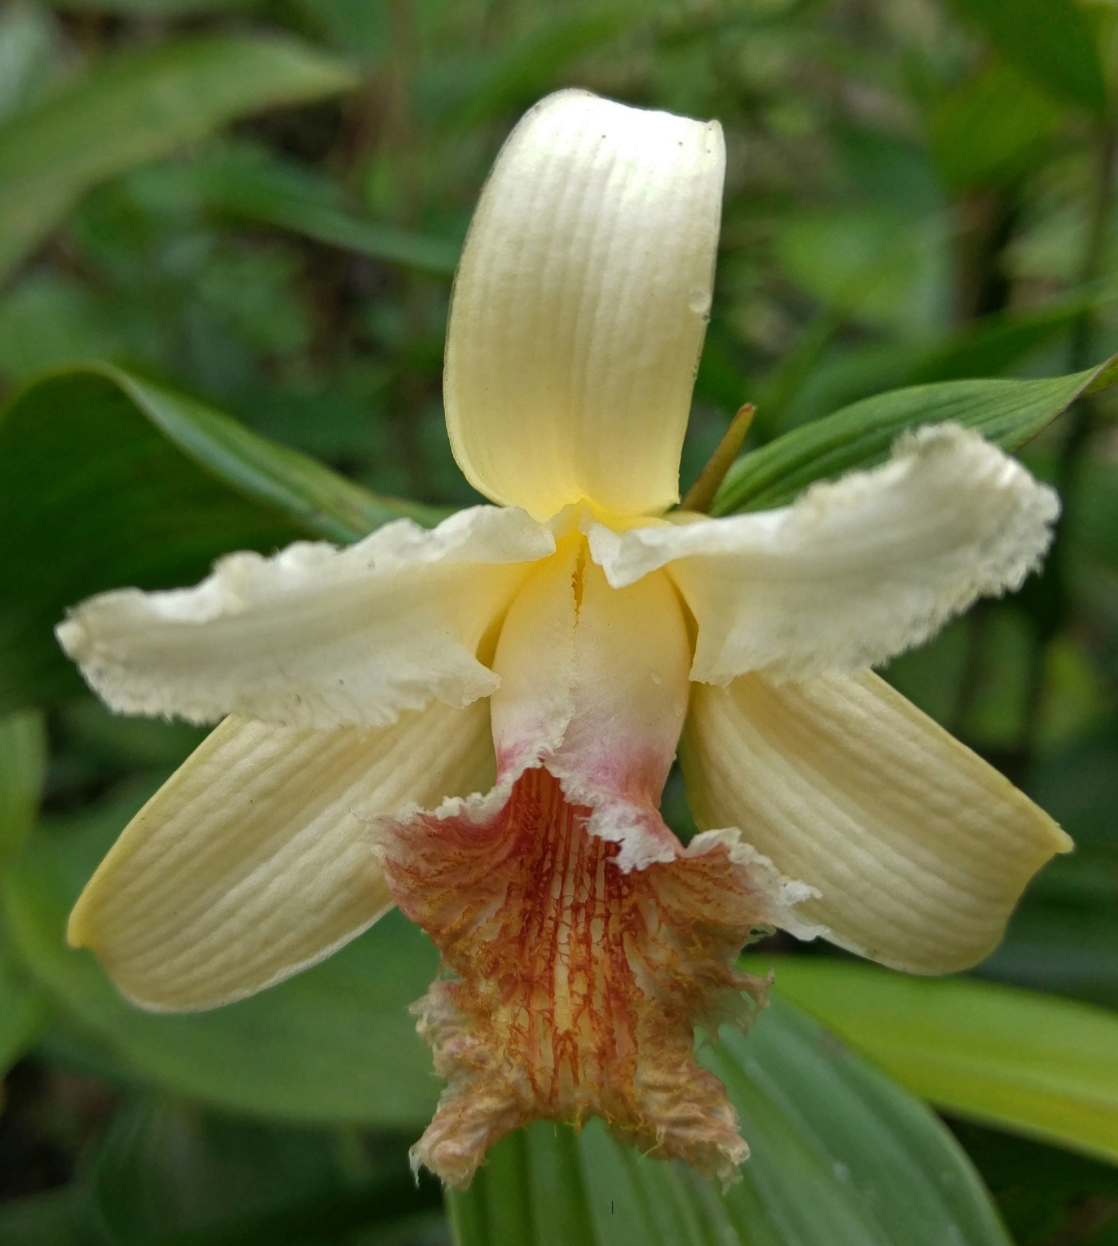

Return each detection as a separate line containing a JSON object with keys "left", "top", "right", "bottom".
{"left": 680, "top": 403, "right": 756, "bottom": 513}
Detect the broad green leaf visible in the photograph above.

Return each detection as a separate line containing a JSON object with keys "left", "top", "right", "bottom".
{"left": 0, "top": 362, "right": 443, "bottom": 713}
{"left": 88, "top": 1094, "right": 440, "bottom": 1245}
{"left": 91, "top": 1096, "right": 338, "bottom": 1241}
{"left": 753, "top": 959, "right": 1118, "bottom": 1166}
{"left": 1, "top": 784, "right": 440, "bottom": 1125}
{"left": 192, "top": 148, "right": 460, "bottom": 275}
{"left": 0, "top": 33, "right": 358, "bottom": 283}
{"left": 948, "top": 0, "right": 1107, "bottom": 115}
{"left": 755, "top": 298, "right": 1089, "bottom": 437}
{"left": 712, "top": 354, "right": 1117, "bottom": 516}
{"left": 450, "top": 997, "right": 1009, "bottom": 1246}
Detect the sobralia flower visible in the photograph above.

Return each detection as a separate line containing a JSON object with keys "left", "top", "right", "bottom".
{"left": 58, "top": 90, "right": 1069, "bottom": 1189}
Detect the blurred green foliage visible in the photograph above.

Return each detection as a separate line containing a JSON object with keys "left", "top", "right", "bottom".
{"left": 1, "top": 0, "right": 1118, "bottom": 1243}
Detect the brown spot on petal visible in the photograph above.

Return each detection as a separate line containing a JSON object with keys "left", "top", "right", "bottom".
{"left": 380, "top": 767, "right": 772, "bottom": 1189}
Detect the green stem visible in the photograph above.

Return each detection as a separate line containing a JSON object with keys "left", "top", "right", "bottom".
{"left": 680, "top": 403, "right": 757, "bottom": 513}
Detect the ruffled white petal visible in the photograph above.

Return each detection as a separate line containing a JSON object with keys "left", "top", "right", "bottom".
{"left": 68, "top": 698, "right": 495, "bottom": 1011}
{"left": 589, "top": 425, "right": 1059, "bottom": 684}
{"left": 56, "top": 505, "right": 553, "bottom": 729}
{"left": 680, "top": 670, "right": 1071, "bottom": 974}
{"left": 444, "top": 89, "right": 725, "bottom": 521}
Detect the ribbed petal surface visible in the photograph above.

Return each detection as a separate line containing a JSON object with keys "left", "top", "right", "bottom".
{"left": 589, "top": 425, "right": 1059, "bottom": 684}
{"left": 444, "top": 90, "right": 724, "bottom": 520}
{"left": 681, "top": 670, "right": 1071, "bottom": 974}
{"left": 57, "top": 505, "right": 552, "bottom": 729}
{"left": 68, "top": 698, "right": 495, "bottom": 1011}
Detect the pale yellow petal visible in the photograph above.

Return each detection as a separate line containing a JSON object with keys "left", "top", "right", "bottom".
{"left": 680, "top": 671, "right": 1071, "bottom": 974}
{"left": 57, "top": 505, "right": 552, "bottom": 729}
{"left": 589, "top": 425, "right": 1059, "bottom": 683}
{"left": 68, "top": 698, "right": 495, "bottom": 1011}
{"left": 444, "top": 89, "right": 724, "bottom": 520}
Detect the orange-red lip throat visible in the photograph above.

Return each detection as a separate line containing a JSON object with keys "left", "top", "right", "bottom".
{"left": 381, "top": 765, "right": 772, "bottom": 1189}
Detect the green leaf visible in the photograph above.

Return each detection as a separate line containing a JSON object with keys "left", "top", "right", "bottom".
{"left": 0, "top": 33, "right": 358, "bottom": 283}
{"left": 712, "top": 354, "right": 1116, "bottom": 516}
{"left": 87, "top": 1094, "right": 440, "bottom": 1246}
{"left": 450, "top": 997, "right": 1010, "bottom": 1246}
{"left": 753, "top": 958, "right": 1118, "bottom": 1166}
{"left": 0, "top": 362, "right": 443, "bottom": 713}
{"left": 1, "top": 785, "right": 440, "bottom": 1125}
{"left": 947, "top": 0, "right": 1108, "bottom": 115}
{"left": 191, "top": 147, "right": 461, "bottom": 276}
{"left": 754, "top": 299, "right": 1090, "bottom": 437}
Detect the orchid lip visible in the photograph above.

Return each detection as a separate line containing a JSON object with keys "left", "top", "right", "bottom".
{"left": 379, "top": 764, "right": 774, "bottom": 1190}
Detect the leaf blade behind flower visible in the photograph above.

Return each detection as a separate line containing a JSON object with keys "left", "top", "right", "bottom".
{"left": 712, "top": 354, "right": 1117, "bottom": 516}
{"left": 0, "top": 363, "right": 444, "bottom": 715}
{"left": 191, "top": 147, "right": 462, "bottom": 276}
{"left": 750, "top": 957, "right": 1118, "bottom": 1167}
{"left": 0, "top": 33, "right": 358, "bottom": 285}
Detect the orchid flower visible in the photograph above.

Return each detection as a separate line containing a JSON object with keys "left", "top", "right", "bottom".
{"left": 57, "top": 90, "right": 1069, "bottom": 1189}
